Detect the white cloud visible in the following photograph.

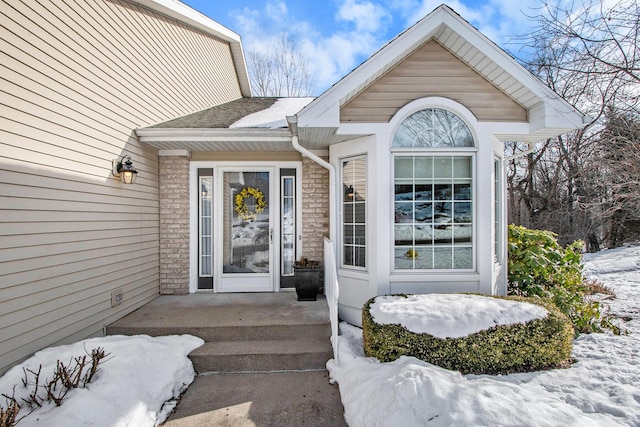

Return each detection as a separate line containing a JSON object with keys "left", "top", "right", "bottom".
{"left": 230, "top": 0, "right": 545, "bottom": 95}
{"left": 336, "top": 0, "right": 391, "bottom": 32}
{"left": 231, "top": 1, "right": 391, "bottom": 95}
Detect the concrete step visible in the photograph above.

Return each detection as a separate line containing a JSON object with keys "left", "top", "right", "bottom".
{"left": 190, "top": 339, "right": 333, "bottom": 373}
{"left": 106, "top": 322, "right": 331, "bottom": 342}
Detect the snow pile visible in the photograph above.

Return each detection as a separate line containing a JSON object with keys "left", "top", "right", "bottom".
{"left": 370, "top": 294, "right": 548, "bottom": 338}
{"left": 328, "top": 246, "right": 640, "bottom": 427}
{"left": 229, "top": 97, "right": 314, "bottom": 129}
{"left": 0, "top": 334, "right": 204, "bottom": 427}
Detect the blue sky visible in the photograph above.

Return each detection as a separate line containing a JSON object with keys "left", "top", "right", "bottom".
{"left": 181, "top": 0, "right": 545, "bottom": 95}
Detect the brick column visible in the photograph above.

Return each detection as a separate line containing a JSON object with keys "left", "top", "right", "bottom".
{"left": 159, "top": 155, "right": 190, "bottom": 294}
{"left": 301, "top": 157, "right": 330, "bottom": 263}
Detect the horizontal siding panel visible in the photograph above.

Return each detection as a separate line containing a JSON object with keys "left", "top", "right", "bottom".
{"left": 0, "top": 228, "right": 157, "bottom": 262}
{"left": 0, "top": 227, "right": 158, "bottom": 250}
{"left": 3, "top": 3, "right": 168, "bottom": 123}
{"left": 340, "top": 41, "right": 527, "bottom": 122}
{"left": 0, "top": 285, "right": 157, "bottom": 374}
{"left": 1, "top": 235, "right": 158, "bottom": 275}
{"left": 0, "top": 68, "right": 132, "bottom": 143}
{"left": 1, "top": 272, "right": 158, "bottom": 338}
{"left": 0, "top": 265, "right": 158, "bottom": 329}
{"left": 0, "top": 220, "right": 159, "bottom": 237}
{"left": 0, "top": 196, "right": 158, "bottom": 215}
{"left": 0, "top": 36, "right": 154, "bottom": 126}
{"left": 0, "top": 209, "right": 159, "bottom": 223}
{"left": 1, "top": 254, "right": 159, "bottom": 300}
{"left": 341, "top": 40, "right": 527, "bottom": 123}
{"left": 0, "top": 277, "right": 159, "bottom": 361}
{"left": 0, "top": 175, "right": 158, "bottom": 206}
{"left": 0, "top": 151, "right": 160, "bottom": 197}
{"left": 1, "top": 241, "right": 158, "bottom": 290}
{"left": 1, "top": 0, "right": 241, "bottom": 374}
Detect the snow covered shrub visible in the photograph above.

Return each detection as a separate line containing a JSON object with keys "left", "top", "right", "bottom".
{"left": 507, "top": 225, "right": 614, "bottom": 334}
{"left": 362, "top": 295, "right": 574, "bottom": 375}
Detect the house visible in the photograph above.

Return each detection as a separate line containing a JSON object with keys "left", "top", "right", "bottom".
{"left": 0, "top": 0, "right": 251, "bottom": 374}
{"left": 0, "top": 1, "right": 587, "bottom": 374}
{"left": 137, "top": 5, "right": 587, "bottom": 326}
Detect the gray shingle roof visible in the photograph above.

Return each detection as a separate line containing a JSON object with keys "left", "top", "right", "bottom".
{"left": 148, "top": 97, "right": 279, "bottom": 129}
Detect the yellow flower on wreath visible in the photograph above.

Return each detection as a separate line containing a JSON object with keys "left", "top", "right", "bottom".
{"left": 234, "top": 187, "right": 267, "bottom": 220}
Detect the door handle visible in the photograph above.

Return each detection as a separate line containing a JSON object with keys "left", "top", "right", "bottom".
{"left": 270, "top": 228, "right": 273, "bottom": 243}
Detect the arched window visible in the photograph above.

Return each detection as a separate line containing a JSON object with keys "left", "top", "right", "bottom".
{"left": 392, "top": 108, "right": 474, "bottom": 271}
{"left": 392, "top": 108, "right": 474, "bottom": 148}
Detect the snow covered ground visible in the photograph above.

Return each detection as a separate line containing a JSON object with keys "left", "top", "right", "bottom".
{"left": 1, "top": 246, "right": 639, "bottom": 426}
{"left": 328, "top": 245, "right": 640, "bottom": 426}
{"left": 0, "top": 335, "right": 203, "bottom": 427}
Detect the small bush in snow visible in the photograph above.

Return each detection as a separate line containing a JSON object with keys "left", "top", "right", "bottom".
{"left": 362, "top": 295, "right": 574, "bottom": 375}
{"left": 507, "top": 225, "right": 617, "bottom": 334}
{"left": 0, "top": 347, "right": 109, "bottom": 427}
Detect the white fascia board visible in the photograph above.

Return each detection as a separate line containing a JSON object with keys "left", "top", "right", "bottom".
{"left": 134, "top": 0, "right": 251, "bottom": 97}
{"left": 336, "top": 122, "right": 388, "bottom": 135}
{"left": 297, "top": 103, "right": 341, "bottom": 128}
{"left": 136, "top": 128, "right": 291, "bottom": 142}
{"left": 529, "top": 102, "right": 588, "bottom": 133}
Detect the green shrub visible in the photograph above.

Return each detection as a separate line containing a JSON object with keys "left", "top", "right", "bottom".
{"left": 362, "top": 295, "right": 574, "bottom": 375}
{"left": 507, "top": 225, "right": 615, "bottom": 334}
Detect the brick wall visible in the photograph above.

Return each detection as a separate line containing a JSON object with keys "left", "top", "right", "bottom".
{"left": 301, "top": 157, "right": 330, "bottom": 263}
{"left": 159, "top": 155, "right": 190, "bottom": 294}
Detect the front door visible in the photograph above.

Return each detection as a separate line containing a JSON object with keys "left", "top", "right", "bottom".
{"left": 216, "top": 167, "right": 275, "bottom": 292}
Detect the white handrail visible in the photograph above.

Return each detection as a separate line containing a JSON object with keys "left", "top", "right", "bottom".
{"left": 324, "top": 237, "right": 340, "bottom": 364}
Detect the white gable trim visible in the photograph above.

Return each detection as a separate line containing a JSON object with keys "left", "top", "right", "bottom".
{"left": 297, "top": 5, "right": 587, "bottom": 139}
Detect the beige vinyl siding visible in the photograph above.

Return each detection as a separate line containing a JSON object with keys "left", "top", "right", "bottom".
{"left": 0, "top": 0, "right": 243, "bottom": 374}
{"left": 340, "top": 40, "right": 527, "bottom": 123}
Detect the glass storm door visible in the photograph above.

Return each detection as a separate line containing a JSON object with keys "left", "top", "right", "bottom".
{"left": 216, "top": 168, "right": 274, "bottom": 292}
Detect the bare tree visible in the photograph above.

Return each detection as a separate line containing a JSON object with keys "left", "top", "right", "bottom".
{"left": 507, "top": 0, "right": 640, "bottom": 250}
{"left": 588, "top": 108, "right": 640, "bottom": 245}
{"left": 247, "top": 35, "right": 315, "bottom": 97}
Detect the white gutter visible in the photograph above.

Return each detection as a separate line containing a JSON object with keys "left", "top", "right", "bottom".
{"left": 286, "top": 116, "right": 336, "bottom": 244}
{"left": 505, "top": 141, "right": 536, "bottom": 161}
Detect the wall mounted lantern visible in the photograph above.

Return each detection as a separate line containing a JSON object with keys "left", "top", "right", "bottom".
{"left": 346, "top": 185, "right": 354, "bottom": 199}
{"left": 112, "top": 155, "right": 138, "bottom": 184}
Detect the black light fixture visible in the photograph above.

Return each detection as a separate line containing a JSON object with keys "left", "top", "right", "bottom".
{"left": 112, "top": 155, "right": 138, "bottom": 184}
{"left": 346, "top": 185, "right": 354, "bottom": 199}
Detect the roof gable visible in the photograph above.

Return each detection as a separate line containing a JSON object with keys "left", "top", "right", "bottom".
{"left": 340, "top": 40, "right": 527, "bottom": 123}
{"left": 296, "top": 4, "right": 587, "bottom": 143}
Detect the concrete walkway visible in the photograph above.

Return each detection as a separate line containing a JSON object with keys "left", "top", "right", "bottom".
{"left": 163, "top": 370, "right": 347, "bottom": 426}
{"left": 107, "top": 293, "right": 347, "bottom": 426}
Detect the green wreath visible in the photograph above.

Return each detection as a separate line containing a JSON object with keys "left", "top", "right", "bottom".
{"left": 234, "top": 187, "right": 267, "bottom": 220}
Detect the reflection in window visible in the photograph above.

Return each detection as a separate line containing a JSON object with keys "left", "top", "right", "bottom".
{"left": 494, "top": 158, "right": 502, "bottom": 263}
{"left": 394, "top": 156, "right": 472, "bottom": 270}
{"left": 282, "top": 176, "right": 295, "bottom": 275}
{"left": 392, "top": 108, "right": 474, "bottom": 148}
{"left": 199, "top": 176, "right": 213, "bottom": 276}
{"left": 342, "top": 156, "right": 366, "bottom": 268}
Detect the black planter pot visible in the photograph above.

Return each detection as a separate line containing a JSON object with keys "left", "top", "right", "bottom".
{"left": 293, "top": 267, "right": 321, "bottom": 301}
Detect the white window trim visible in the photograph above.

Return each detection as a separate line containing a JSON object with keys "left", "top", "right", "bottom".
{"left": 388, "top": 99, "right": 480, "bottom": 275}
{"left": 390, "top": 152, "right": 477, "bottom": 273}
{"left": 339, "top": 154, "right": 368, "bottom": 272}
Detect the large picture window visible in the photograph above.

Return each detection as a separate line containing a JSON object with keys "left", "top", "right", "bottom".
{"left": 392, "top": 108, "right": 474, "bottom": 270}
{"left": 342, "top": 156, "right": 367, "bottom": 268}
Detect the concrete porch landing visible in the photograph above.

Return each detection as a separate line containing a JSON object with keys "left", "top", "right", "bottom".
{"left": 106, "top": 292, "right": 347, "bottom": 426}
{"left": 106, "top": 293, "right": 332, "bottom": 342}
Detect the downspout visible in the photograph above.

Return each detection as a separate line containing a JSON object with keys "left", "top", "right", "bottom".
{"left": 286, "top": 116, "right": 336, "bottom": 244}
